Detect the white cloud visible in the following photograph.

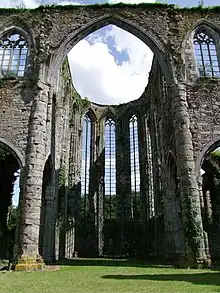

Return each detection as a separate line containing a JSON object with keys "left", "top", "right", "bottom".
{"left": 23, "top": 0, "right": 39, "bottom": 8}
{"left": 0, "top": 0, "right": 40, "bottom": 8}
{"left": 0, "top": 0, "right": 20, "bottom": 7}
{"left": 58, "top": 1, "right": 82, "bottom": 5}
{"left": 68, "top": 25, "right": 154, "bottom": 105}
{"left": 0, "top": 0, "right": 82, "bottom": 8}
{"left": 108, "top": 0, "right": 156, "bottom": 3}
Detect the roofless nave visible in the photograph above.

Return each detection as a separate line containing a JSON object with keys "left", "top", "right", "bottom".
{"left": 0, "top": 3, "right": 220, "bottom": 270}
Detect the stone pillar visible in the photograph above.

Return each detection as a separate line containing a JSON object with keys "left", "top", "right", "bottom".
{"left": 171, "top": 82, "right": 207, "bottom": 267}
{"left": 116, "top": 117, "right": 131, "bottom": 255}
{"left": 138, "top": 114, "right": 148, "bottom": 222}
{"left": 50, "top": 95, "right": 59, "bottom": 261}
{"left": 41, "top": 185, "right": 54, "bottom": 262}
{"left": 116, "top": 117, "right": 131, "bottom": 220}
{"left": 68, "top": 111, "right": 82, "bottom": 257}
{"left": 15, "top": 81, "right": 49, "bottom": 271}
{"left": 94, "top": 119, "right": 104, "bottom": 256}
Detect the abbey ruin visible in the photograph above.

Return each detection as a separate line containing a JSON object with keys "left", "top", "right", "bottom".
{"left": 0, "top": 3, "right": 220, "bottom": 270}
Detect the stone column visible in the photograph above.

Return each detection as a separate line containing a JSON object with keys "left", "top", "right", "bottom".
{"left": 67, "top": 111, "right": 82, "bottom": 257}
{"left": 15, "top": 81, "right": 49, "bottom": 271}
{"left": 94, "top": 119, "right": 104, "bottom": 256}
{"left": 171, "top": 82, "right": 207, "bottom": 267}
{"left": 41, "top": 185, "right": 54, "bottom": 262}
{"left": 138, "top": 114, "right": 148, "bottom": 222}
{"left": 116, "top": 117, "right": 131, "bottom": 255}
{"left": 116, "top": 117, "right": 131, "bottom": 220}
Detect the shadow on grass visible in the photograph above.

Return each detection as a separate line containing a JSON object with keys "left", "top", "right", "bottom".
{"left": 102, "top": 272, "right": 220, "bottom": 287}
{"left": 57, "top": 258, "right": 174, "bottom": 269}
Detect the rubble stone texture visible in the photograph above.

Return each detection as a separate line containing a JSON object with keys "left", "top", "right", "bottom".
{"left": 0, "top": 3, "right": 220, "bottom": 269}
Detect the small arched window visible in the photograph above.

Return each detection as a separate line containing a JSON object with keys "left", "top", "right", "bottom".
{"left": 193, "top": 29, "right": 220, "bottom": 78}
{"left": 0, "top": 32, "right": 28, "bottom": 78}
{"left": 104, "top": 118, "right": 116, "bottom": 219}
{"left": 129, "top": 115, "right": 140, "bottom": 219}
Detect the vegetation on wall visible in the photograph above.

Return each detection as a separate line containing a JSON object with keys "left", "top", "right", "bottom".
{"left": 1, "top": 2, "right": 220, "bottom": 13}
{"left": 61, "top": 58, "right": 91, "bottom": 128}
{"left": 0, "top": 148, "right": 10, "bottom": 160}
{"left": 207, "top": 149, "right": 220, "bottom": 171}
{"left": 183, "top": 194, "right": 202, "bottom": 259}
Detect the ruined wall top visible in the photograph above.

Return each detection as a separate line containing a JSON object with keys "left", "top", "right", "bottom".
{"left": 0, "top": 3, "right": 220, "bottom": 85}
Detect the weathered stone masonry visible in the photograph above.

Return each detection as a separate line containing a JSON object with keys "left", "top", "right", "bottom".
{"left": 0, "top": 4, "right": 220, "bottom": 269}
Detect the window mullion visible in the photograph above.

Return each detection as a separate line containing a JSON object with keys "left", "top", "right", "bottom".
{"left": 207, "top": 43, "right": 214, "bottom": 77}
{"left": 200, "top": 42, "right": 206, "bottom": 77}
{"left": 17, "top": 46, "right": 22, "bottom": 76}
{"left": 1, "top": 45, "right": 6, "bottom": 75}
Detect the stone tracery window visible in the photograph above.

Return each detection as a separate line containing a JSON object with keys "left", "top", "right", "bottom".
{"left": 193, "top": 29, "right": 220, "bottom": 77}
{"left": 104, "top": 118, "right": 116, "bottom": 219}
{"left": 0, "top": 32, "right": 28, "bottom": 78}
{"left": 129, "top": 115, "right": 141, "bottom": 218}
{"left": 81, "top": 114, "right": 92, "bottom": 218}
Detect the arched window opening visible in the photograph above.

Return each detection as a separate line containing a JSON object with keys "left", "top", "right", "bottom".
{"left": 104, "top": 118, "right": 116, "bottom": 219}
{"left": 0, "top": 32, "right": 28, "bottom": 78}
{"left": 129, "top": 115, "right": 141, "bottom": 219}
{"left": 145, "top": 117, "right": 155, "bottom": 218}
{"left": 193, "top": 29, "right": 220, "bottom": 78}
{"left": 81, "top": 115, "right": 92, "bottom": 219}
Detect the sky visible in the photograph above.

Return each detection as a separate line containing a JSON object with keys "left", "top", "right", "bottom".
{"left": 2, "top": 0, "right": 219, "bottom": 205}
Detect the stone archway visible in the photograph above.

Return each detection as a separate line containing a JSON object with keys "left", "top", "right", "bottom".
{"left": 48, "top": 14, "right": 174, "bottom": 87}
{"left": 0, "top": 140, "right": 23, "bottom": 261}
{"left": 199, "top": 141, "right": 220, "bottom": 264}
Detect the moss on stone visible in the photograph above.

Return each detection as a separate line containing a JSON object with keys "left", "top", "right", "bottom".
{"left": 183, "top": 195, "right": 203, "bottom": 260}
{"left": 1, "top": 3, "right": 220, "bottom": 13}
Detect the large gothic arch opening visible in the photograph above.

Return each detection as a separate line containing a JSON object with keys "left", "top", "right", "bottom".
{"left": 49, "top": 15, "right": 173, "bottom": 87}
{"left": 52, "top": 12, "right": 175, "bottom": 261}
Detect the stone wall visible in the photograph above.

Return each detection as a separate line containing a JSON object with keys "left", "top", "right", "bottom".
{"left": 0, "top": 4, "right": 220, "bottom": 268}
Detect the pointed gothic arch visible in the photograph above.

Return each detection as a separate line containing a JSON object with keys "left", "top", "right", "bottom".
{"left": 0, "top": 138, "right": 24, "bottom": 168}
{"left": 182, "top": 20, "right": 220, "bottom": 80}
{"left": 0, "top": 24, "right": 35, "bottom": 78}
{"left": 48, "top": 14, "right": 173, "bottom": 85}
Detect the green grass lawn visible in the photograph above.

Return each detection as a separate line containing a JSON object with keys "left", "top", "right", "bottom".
{"left": 0, "top": 259, "right": 220, "bottom": 293}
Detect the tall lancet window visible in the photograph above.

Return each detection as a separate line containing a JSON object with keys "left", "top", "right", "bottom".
{"left": 104, "top": 118, "right": 116, "bottom": 219}
{"left": 145, "top": 117, "right": 155, "bottom": 218}
{"left": 81, "top": 115, "right": 92, "bottom": 218}
{"left": 0, "top": 32, "right": 29, "bottom": 77}
{"left": 129, "top": 115, "right": 140, "bottom": 219}
{"left": 194, "top": 29, "right": 220, "bottom": 77}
